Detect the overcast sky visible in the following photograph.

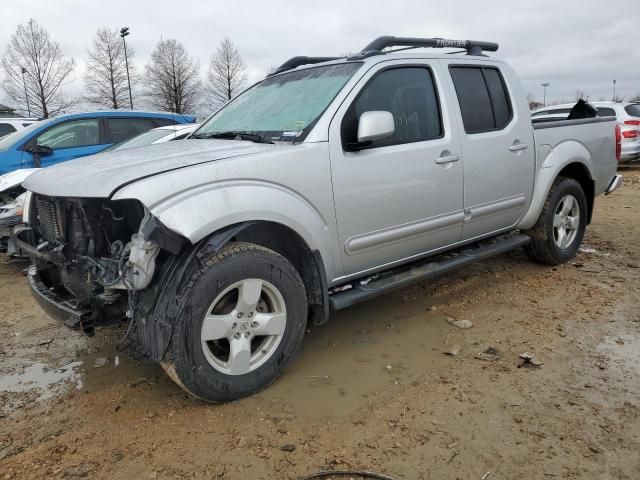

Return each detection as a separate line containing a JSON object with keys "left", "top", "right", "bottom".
{"left": 1, "top": 0, "right": 638, "bottom": 110}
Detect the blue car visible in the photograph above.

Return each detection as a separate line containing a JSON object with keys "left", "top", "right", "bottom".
{"left": 0, "top": 111, "right": 196, "bottom": 174}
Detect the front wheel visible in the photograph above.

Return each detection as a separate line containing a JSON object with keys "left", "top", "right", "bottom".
{"left": 525, "top": 177, "right": 587, "bottom": 265}
{"left": 161, "top": 242, "right": 307, "bottom": 402}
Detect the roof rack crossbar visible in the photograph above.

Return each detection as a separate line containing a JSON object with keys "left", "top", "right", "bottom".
{"left": 361, "top": 36, "right": 499, "bottom": 56}
{"left": 268, "top": 56, "right": 342, "bottom": 76}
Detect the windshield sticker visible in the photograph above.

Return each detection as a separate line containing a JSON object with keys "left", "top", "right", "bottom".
{"left": 282, "top": 131, "right": 303, "bottom": 137}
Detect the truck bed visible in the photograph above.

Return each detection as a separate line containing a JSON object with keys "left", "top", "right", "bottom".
{"left": 532, "top": 116, "right": 617, "bottom": 196}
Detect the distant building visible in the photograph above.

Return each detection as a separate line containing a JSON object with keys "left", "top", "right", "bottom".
{"left": 0, "top": 104, "right": 20, "bottom": 118}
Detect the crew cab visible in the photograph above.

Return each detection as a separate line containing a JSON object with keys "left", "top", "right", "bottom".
{"left": 18, "top": 36, "right": 622, "bottom": 402}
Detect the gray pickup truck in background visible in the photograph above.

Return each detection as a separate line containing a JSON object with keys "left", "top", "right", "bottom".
{"left": 19, "top": 36, "right": 622, "bottom": 402}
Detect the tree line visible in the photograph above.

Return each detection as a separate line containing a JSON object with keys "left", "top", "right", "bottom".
{"left": 1, "top": 19, "right": 247, "bottom": 117}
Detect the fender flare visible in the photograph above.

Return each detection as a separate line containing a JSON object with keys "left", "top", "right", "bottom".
{"left": 517, "top": 141, "right": 594, "bottom": 230}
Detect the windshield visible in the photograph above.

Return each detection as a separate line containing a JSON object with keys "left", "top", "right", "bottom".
{"left": 103, "top": 128, "right": 172, "bottom": 152}
{"left": 0, "top": 119, "right": 50, "bottom": 151}
{"left": 625, "top": 104, "right": 640, "bottom": 117}
{"left": 196, "top": 62, "right": 362, "bottom": 142}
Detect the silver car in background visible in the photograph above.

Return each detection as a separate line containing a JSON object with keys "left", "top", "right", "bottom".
{"left": 533, "top": 101, "right": 640, "bottom": 162}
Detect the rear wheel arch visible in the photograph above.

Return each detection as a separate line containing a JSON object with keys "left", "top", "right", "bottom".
{"left": 556, "top": 162, "right": 595, "bottom": 224}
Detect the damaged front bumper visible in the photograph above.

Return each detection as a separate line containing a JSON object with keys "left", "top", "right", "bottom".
{"left": 27, "top": 265, "right": 94, "bottom": 332}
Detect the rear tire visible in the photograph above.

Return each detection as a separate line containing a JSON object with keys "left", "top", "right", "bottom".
{"left": 525, "top": 177, "right": 587, "bottom": 265}
{"left": 161, "top": 242, "right": 307, "bottom": 402}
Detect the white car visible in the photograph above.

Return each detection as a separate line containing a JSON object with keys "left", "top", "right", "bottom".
{"left": 533, "top": 102, "right": 640, "bottom": 162}
{"left": 0, "top": 118, "right": 39, "bottom": 138}
{"left": 104, "top": 123, "right": 200, "bottom": 152}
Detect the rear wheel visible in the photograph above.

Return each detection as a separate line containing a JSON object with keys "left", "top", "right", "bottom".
{"left": 161, "top": 242, "right": 307, "bottom": 402}
{"left": 525, "top": 177, "right": 587, "bottom": 265}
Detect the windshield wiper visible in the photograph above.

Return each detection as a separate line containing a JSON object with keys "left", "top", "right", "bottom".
{"left": 191, "top": 131, "right": 274, "bottom": 144}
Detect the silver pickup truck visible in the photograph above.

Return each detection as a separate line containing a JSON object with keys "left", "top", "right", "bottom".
{"left": 18, "top": 36, "right": 622, "bottom": 402}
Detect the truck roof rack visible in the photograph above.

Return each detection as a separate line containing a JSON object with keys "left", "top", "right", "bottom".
{"left": 268, "top": 56, "right": 342, "bottom": 77}
{"left": 356, "top": 36, "right": 499, "bottom": 57}
{"left": 267, "top": 36, "right": 499, "bottom": 77}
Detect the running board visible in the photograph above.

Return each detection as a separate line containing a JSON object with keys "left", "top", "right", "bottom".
{"left": 329, "top": 233, "right": 530, "bottom": 311}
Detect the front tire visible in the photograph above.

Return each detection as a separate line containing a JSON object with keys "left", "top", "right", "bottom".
{"left": 161, "top": 242, "right": 307, "bottom": 402}
{"left": 525, "top": 177, "right": 587, "bottom": 265}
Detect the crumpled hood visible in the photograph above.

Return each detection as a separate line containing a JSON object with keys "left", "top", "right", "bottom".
{"left": 23, "top": 140, "right": 273, "bottom": 198}
{"left": 0, "top": 168, "right": 40, "bottom": 194}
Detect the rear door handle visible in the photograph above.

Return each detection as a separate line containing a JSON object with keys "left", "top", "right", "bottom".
{"left": 435, "top": 154, "right": 460, "bottom": 164}
{"left": 509, "top": 143, "right": 529, "bottom": 152}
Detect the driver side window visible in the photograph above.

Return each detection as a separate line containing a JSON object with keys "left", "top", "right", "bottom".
{"left": 36, "top": 119, "right": 100, "bottom": 150}
{"left": 341, "top": 67, "right": 443, "bottom": 150}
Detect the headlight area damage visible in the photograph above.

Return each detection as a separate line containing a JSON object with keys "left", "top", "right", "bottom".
{"left": 17, "top": 195, "right": 188, "bottom": 346}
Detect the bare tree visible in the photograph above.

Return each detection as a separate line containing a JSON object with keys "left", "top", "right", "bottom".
{"left": 206, "top": 38, "right": 247, "bottom": 108}
{"left": 143, "top": 38, "right": 200, "bottom": 114}
{"left": 84, "top": 27, "right": 134, "bottom": 109}
{"left": 1, "top": 19, "right": 76, "bottom": 118}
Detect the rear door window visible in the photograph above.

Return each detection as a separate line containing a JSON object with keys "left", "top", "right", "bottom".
{"left": 152, "top": 118, "right": 179, "bottom": 127}
{"left": 450, "top": 66, "right": 513, "bottom": 134}
{"left": 106, "top": 117, "right": 156, "bottom": 143}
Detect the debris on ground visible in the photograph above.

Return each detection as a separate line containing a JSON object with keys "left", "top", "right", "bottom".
{"left": 475, "top": 347, "right": 501, "bottom": 361}
{"left": 447, "top": 317, "right": 474, "bottom": 329}
{"left": 443, "top": 344, "right": 461, "bottom": 356}
{"left": 280, "top": 444, "right": 296, "bottom": 452}
{"left": 519, "top": 352, "right": 543, "bottom": 367}
{"left": 93, "top": 357, "right": 108, "bottom": 368}
{"left": 37, "top": 338, "right": 54, "bottom": 346}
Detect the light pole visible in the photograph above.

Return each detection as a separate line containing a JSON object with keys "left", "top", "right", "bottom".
{"left": 541, "top": 82, "right": 550, "bottom": 107}
{"left": 120, "top": 27, "right": 133, "bottom": 110}
{"left": 20, "top": 67, "right": 31, "bottom": 117}
{"left": 612, "top": 79, "right": 616, "bottom": 102}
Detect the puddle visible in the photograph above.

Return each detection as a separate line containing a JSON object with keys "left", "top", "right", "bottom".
{"left": 243, "top": 291, "right": 457, "bottom": 417}
{"left": 0, "top": 361, "right": 83, "bottom": 403}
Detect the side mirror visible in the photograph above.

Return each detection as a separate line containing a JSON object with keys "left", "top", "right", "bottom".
{"left": 27, "top": 144, "right": 53, "bottom": 157}
{"left": 357, "top": 111, "right": 395, "bottom": 144}
{"left": 26, "top": 144, "right": 53, "bottom": 167}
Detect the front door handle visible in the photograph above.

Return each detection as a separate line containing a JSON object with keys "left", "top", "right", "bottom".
{"left": 509, "top": 142, "right": 529, "bottom": 152}
{"left": 435, "top": 154, "right": 461, "bottom": 164}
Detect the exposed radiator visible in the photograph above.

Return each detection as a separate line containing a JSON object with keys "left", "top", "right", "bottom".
{"left": 34, "top": 195, "right": 63, "bottom": 242}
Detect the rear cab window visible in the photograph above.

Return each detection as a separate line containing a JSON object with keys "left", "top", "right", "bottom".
{"left": 449, "top": 65, "right": 513, "bottom": 134}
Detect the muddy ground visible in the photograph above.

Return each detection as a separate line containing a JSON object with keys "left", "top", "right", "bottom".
{"left": 1, "top": 168, "right": 639, "bottom": 480}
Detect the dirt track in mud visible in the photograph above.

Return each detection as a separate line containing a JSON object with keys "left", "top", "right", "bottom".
{"left": 1, "top": 168, "right": 639, "bottom": 480}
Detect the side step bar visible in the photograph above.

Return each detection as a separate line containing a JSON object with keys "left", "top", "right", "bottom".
{"left": 329, "top": 233, "right": 530, "bottom": 311}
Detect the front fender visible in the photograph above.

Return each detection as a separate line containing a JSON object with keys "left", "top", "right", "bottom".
{"left": 517, "top": 140, "right": 594, "bottom": 230}
{"left": 114, "top": 180, "right": 339, "bottom": 280}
